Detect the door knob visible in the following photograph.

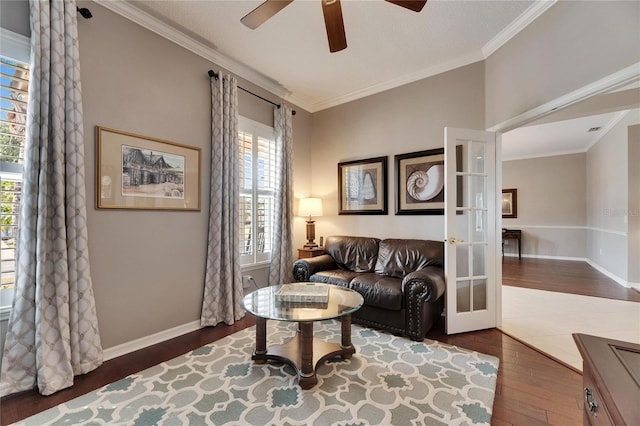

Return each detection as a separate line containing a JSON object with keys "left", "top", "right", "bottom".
{"left": 447, "top": 237, "right": 465, "bottom": 244}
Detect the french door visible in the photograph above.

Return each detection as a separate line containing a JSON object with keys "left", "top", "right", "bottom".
{"left": 444, "top": 128, "right": 500, "bottom": 334}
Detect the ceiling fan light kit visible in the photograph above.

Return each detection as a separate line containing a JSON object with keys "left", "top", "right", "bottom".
{"left": 241, "top": 0, "right": 427, "bottom": 53}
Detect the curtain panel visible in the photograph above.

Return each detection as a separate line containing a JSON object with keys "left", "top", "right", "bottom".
{"left": 201, "top": 73, "right": 244, "bottom": 326}
{"left": 0, "top": 0, "right": 102, "bottom": 397}
{"left": 268, "top": 105, "right": 294, "bottom": 285}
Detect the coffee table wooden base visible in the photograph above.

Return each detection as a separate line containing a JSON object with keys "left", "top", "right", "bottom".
{"left": 252, "top": 315, "right": 355, "bottom": 389}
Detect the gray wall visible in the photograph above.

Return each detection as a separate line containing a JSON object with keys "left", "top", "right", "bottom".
{"left": 0, "top": 0, "right": 29, "bottom": 37}
{"left": 502, "top": 153, "right": 587, "bottom": 258}
{"left": 586, "top": 109, "right": 639, "bottom": 282}
{"left": 485, "top": 1, "right": 640, "bottom": 128}
{"left": 310, "top": 62, "right": 485, "bottom": 242}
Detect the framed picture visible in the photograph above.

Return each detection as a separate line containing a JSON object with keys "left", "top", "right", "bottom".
{"left": 395, "top": 148, "right": 445, "bottom": 215}
{"left": 502, "top": 188, "right": 517, "bottom": 218}
{"left": 338, "top": 156, "right": 388, "bottom": 215}
{"left": 96, "top": 126, "right": 201, "bottom": 210}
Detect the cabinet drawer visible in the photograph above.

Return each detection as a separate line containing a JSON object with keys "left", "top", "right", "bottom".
{"left": 583, "top": 369, "right": 614, "bottom": 426}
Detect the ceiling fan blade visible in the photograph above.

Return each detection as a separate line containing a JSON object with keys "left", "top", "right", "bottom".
{"left": 322, "top": 0, "right": 347, "bottom": 53}
{"left": 384, "top": 0, "right": 427, "bottom": 13}
{"left": 241, "top": 0, "right": 295, "bottom": 29}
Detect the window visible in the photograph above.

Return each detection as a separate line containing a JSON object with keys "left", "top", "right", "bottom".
{"left": 0, "top": 29, "right": 29, "bottom": 316}
{"left": 238, "top": 116, "right": 276, "bottom": 267}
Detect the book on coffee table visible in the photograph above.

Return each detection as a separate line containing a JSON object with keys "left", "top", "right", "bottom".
{"left": 275, "top": 283, "right": 329, "bottom": 303}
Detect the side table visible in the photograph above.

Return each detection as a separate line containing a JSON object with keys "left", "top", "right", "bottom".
{"left": 298, "top": 247, "right": 325, "bottom": 259}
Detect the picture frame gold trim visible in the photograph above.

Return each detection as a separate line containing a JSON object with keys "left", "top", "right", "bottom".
{"left": 338, "top": 156, "right": 388, "bottom": 215}
{"left": 96, "top": 126, "right": 201, "bottom": 211}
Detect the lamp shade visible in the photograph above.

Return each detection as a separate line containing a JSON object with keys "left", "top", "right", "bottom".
{"left": 299, "top": 197, "right": 323, "bottom": 217}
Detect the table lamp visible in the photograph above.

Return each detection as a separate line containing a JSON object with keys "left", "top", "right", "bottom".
{"left": 299, "top": 197, "right": 323, "bottom": 248}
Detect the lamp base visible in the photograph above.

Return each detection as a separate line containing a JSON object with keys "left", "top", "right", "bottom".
{"left": 303, "top": 242, "right": 319, "bottom": 249}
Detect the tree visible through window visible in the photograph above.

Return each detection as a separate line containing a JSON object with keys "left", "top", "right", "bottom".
{"left": 239, "top": 116, "right": 276, "bottom": 266}
{"left": 0, "top": 54, "right": 28, "bottom": 312}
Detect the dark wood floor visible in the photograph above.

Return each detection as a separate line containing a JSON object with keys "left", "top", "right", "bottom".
{"left": 503, "top": 256, "right": 640, "bottom": 302}
{"left": 6, "top": 258, "right": 631, "bottom": 425}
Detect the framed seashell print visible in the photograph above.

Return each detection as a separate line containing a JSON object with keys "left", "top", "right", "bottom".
{"left": 395, "top": 148, "right": 446, "bottom": 215}
{"left": 338, "top": 156, "right": 388, "bottom": 214}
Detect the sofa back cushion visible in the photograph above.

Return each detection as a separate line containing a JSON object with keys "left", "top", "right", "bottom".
{"left": 374, "top": 239, "right": 444, "bottom": 278}
{"left": 325, "top": 236, "right": 381, "bottom": 272}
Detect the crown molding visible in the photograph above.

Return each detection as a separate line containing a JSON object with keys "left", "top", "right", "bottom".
{"left": 482, "top": 0, "right": 557, "bottom": 58}
{"left": 308, "top": 1, "right": 557, "bottom": 112}
{"left": 489, "top": 62, "right": 640, "bottom": 133}
{"left": 93, "top": 0, "right": 556, "bottom": 114}
{"left": 308, "top": 51, "right": 485, "bottom": 112}
{"left": 93, "top": 0, "right": 292, "bottom": 102}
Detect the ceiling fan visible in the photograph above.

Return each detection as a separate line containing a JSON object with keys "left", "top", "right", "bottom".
{"left": 241, "top": 0, "right": 427, "bottom": 53}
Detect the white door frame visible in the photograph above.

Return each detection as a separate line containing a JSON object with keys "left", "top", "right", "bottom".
{"left": 487, "top": 63, "right": 639, "bottom": 329}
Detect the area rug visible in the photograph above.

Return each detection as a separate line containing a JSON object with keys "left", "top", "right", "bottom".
{"left": 16, "top": 321, "right": 499, "bottom": 426}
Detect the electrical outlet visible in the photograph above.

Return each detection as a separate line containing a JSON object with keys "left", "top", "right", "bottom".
{"left": 599, "top": 249, "right": 603, "bottom": 255}
{"left": 242, "top": 275, "right": 253, "bottom": 289}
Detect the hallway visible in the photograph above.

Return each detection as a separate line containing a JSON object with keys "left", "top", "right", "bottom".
{"left": 500, "top": 257, "right": 640, "bottom": 370}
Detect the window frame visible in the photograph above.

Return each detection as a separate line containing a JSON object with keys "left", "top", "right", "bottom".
{"left": 238, "top": 115, "right": 276, "bottom": 268}
{"left": 0, "top": 28, "right": 30, "bottom": 318}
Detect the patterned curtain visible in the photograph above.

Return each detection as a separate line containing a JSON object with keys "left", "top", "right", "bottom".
{"left": 268, "top": 105, "right": 294, "bottom": 285}
{"left": 0, "top": 0, "right": 103, "bottom": 396}
{"left": 201, "top": 73, "right": 244, "bottom": 326}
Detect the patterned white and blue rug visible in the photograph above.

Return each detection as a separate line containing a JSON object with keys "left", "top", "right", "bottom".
{"left": 16, "top": 321, "right": 499, "bottom": 426}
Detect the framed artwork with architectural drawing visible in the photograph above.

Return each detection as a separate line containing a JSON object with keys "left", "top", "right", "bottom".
{"left": 338, "top": 156, "right": 388, "bottom": 215}
{"left": 96, "top": 126, "right": 201, "bottom": 210}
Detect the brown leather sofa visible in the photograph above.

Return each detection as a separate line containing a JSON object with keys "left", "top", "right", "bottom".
{"left": 292, "top": 235, "right": 445, "bottom": 340}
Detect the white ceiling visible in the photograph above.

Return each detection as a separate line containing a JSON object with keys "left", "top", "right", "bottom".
{"left": 502, "top": 110, "right": 631, "bottom": 161}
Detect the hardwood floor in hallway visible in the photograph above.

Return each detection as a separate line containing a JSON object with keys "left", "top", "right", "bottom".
{"left": 502, "top": 256, "right": 640, "bottom": 302}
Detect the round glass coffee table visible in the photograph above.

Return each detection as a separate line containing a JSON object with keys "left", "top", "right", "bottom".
{"left": 242, "top": 283, "right": 364, "bottom": 389}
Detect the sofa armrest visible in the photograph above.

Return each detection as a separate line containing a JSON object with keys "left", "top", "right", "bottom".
{"left": 292, "top": 254, "right": 338, "bottom": 282}
{"left": 402, "top": 266, "right": 445, "bottom": 301}
{"left": 402, "top": 266, "right": 446, "bottom": 340}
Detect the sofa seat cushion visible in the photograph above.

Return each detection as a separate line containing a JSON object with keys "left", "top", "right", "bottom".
{"left": 375, "top": 239, "right": 445, "bottom": 278}
{"left": 309, "top": 270, "right": 358, "bottom": 287}
{"left": 349, "top": 273, "right": 403, "bottom": 311}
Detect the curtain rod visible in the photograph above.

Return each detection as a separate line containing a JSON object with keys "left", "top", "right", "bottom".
{"left": 208, "top": 70, "right": 296, "bottom": 116}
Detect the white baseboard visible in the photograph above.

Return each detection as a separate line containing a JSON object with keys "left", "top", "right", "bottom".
{"left": 628, "top": 282, "right": 640, "bottom": 291}
{"left": 103, "top": 320, "right": 203, "bottom": 361}
{"left": 584, "top": 259, "right": 629, "bottom": 288}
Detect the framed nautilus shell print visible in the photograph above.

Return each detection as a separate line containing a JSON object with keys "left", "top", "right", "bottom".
{"left": 395, "top": 148, "right": 446, "bottom": 215}
{"left": 338, "top": 156, "right": 388, "bottom": 215}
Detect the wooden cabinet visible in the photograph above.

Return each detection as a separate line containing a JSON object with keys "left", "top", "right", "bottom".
{"left": 298, "top": 248, "right": 325, "bottom": 259}
{"left": 573, "top": 334, "right": 640, "bottom": 425}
